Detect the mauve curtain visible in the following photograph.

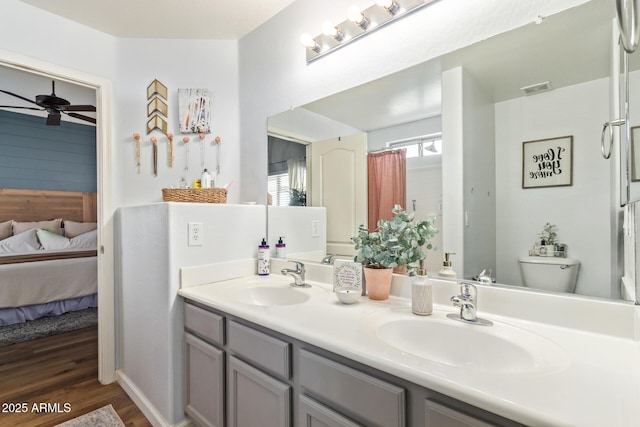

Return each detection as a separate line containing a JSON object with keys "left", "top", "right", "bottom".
{"left": 368, "top": 149, "right": 406, "bottom": 230}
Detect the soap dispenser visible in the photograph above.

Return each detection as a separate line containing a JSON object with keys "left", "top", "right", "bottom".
{"left": 412, "top": 259, "right": 432, "bottom": 316}
{"left": 438, "top": 252, "right": 457, "bottom": 279}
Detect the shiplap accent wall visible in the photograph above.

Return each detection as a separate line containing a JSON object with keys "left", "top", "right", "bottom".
{"left": 0, "top": 110, "right": 96, "bottom": 192}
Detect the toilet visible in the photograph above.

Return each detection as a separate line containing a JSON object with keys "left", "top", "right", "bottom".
{"left": 517, "top": 256, "right": 580, "bottom": 293}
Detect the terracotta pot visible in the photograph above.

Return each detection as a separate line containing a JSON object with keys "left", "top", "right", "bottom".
{"left": 363, "top": 266, "right": 393, "bottom": 300}
{"left": 393, "top": 265, "right": 408, "bottom": 275}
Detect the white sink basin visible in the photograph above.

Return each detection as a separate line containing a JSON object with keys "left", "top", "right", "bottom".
{"left": 220, "top": 276, "right": 329, "bottom": 307}
{"left": 226, "top": 285, "right": 311, "bottom": 306}
{"left": 362, "top": 312, "right": 569, "bottom": 374}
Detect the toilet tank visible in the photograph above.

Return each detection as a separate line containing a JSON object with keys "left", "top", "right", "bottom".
{"left": 517, "top": 256, "right": 580, "bottom": 293}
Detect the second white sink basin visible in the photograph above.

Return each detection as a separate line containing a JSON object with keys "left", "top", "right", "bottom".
{"left": 362, "top": 312, "right": 570, "bottom": 374}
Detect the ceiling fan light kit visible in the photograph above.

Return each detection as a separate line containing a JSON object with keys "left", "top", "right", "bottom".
{"left": 0, "top": 80, "right": 96, "bottom": 126}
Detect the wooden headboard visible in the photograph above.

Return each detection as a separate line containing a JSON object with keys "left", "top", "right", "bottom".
{"left": 0, "top": 188, "right": 97, "bottom": 223}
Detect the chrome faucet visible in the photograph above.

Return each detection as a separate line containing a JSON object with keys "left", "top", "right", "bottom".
{"left": 281, "top": 260, "right": 310, "bottom": 288}
{"left": 321, "top": 254, "right": 336, "bottom": 265}
{"left": 448, "top": 282, "right": 493, "bottom": 326}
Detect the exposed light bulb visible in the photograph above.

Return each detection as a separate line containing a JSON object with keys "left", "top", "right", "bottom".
{"left": 321, "top": 20, "right": 345, "bottom": 42}
{"left": 347, "top": 5, "right": 364, "bottom": 23}
{"left": 300, "top": 33, "right": 321, "bottom": 52}
{"left": 347, "top": 5, "right": 370, "bottom": 29}
{"left": 321, "top": 20, "right": 337, "bottom": 37}
{"left": 376, "top": 0, "right": 400, "bottom": 15}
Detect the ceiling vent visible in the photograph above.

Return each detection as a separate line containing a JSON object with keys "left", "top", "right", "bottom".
{"left": 520, "top": 81, "right": 552, "bottom": 96}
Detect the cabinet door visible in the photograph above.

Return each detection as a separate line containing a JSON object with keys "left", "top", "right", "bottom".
{"left": 299, "top": 395, "right": 363, "bottom": 427}
{"left": 185, "top": 333, "right": 225, "bottom": 427}
{"left": 228, "top": 355, "right": 291, "bottom": 427}
{"left": 425, "top": 399, "right": 495, "bottom": 427}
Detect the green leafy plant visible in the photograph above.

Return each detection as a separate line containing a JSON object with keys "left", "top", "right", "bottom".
{"left": 289, "top": 189, "right": 306, "bottom": 206}
{"left": 352, "top": 205, "right": 438, "bottom": 276}
{"left": 539, "top": 222, "right": 558, "bottom": 245}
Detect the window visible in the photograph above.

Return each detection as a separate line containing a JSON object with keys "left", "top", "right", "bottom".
{"left": 387, "top": 133, "right": 442, "bottom": 159}
{"left": 268, "top": 172, "right": 290, "bottom": 206}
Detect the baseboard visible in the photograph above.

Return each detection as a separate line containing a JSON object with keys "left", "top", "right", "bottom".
{"left": 116, "top": 369, "right": 193, "bottom": 427}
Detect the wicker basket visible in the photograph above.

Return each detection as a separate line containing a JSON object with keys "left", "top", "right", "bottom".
{"left": 162, "top": 187, "right": 227, "bottom": 204}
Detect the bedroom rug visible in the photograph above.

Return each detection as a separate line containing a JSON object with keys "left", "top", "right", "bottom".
{"left": 0, "top": 307, "right": 98, "bottom": 346}
{"left": 55, "top": 404, "right": 125, "bottom": 427}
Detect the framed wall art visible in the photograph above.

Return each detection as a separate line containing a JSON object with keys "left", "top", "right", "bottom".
{"left": 178, "top": 88, "right": 212, "bottom": 133}
{"left": 522, "top": 135, "right": 573, "bottom": 189}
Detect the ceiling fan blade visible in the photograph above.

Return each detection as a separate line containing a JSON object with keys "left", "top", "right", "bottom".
{"left": 60, "top": 104, "right": 96, "bottom": 112}
{"left": 46, "top": 113, "right": 61, "bottom": 126}
{"left": 65, "top": 112, "right": 97, "bottom": 124}
{"left": 0, "top": 105, "right": 43, "bottom": 111}
{"left": 0, "top": 89, "right": 39, "bottom": 106}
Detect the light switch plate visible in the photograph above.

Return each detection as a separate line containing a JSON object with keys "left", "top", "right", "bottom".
{"left": 311, "top": 220, "right": 320, "bottom": 238}
{"left": 188, "top": 222, "right": 204, "bottom": 246}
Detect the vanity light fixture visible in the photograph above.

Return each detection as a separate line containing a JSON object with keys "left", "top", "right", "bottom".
{"left": 301, "top": 0, "right": 438, "bottom": 63}
{"left": 376, "top": 0, "right": 401, "bottom": 16}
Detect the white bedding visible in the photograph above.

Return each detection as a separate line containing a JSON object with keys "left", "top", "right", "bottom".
{"left": 0, "top": 255, "right": 97, "bottom": 308}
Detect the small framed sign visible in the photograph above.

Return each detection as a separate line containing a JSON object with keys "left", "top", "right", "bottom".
{"left": 522, "top": 136, "right": 573, "bottom": 189}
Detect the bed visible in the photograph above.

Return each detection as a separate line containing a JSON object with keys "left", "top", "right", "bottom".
{"left": 0, "top": 189, "right": 98, "bottom": 326}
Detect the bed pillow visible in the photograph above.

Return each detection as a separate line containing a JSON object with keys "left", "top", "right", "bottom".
{"left": 0, "top": 220, "right": 11, "bottom": 240}
{"left": 12, "top": 219, "right": 62, "bottom": 235}
{"left": 0, "top": 229, "right": 41, "bottom": 253}
{"left": 63, "top": 220, "right": 98, "bottom": 238}
{"left": 37, "top": 228, "right": 97, "bottom": 251}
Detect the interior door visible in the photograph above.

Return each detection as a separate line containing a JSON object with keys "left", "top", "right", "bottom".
{"left": 310, "top": 133, "right": 367, "bottom": 256}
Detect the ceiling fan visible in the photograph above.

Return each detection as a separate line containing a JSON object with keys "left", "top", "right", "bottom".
{"left": 0, "top": 80, "right": 96, "bottom": 126}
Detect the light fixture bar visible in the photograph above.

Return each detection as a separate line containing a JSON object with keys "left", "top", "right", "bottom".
{"left": 303, "top": 0, "right": 439, "bottom": 63}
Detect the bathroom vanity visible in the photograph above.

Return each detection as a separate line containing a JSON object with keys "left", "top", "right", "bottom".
{"left": 178, "top": 264, "right": 640, "bottom": 427}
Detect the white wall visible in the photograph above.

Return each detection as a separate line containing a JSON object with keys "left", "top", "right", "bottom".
{"left": 113, "top": 38, "right": 241, "bottom": 207}
{"left": 495, "top": 77, "right": 612, "bottom": 298}
{"left": 2, "top": 0, "right": 242, "bottom": 208}
{"left": 117, "top": 203, "right": 266, "bottom": 425}
{"left": 238, "top": 0, "right": 590, "bottom": 204}
{"left": 267, "top": 206, "right": 327, "bottom": 261}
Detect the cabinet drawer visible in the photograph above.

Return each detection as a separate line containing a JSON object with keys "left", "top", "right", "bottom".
{"left": 185, "top": 302, "right": 225, "bottom": 347}
{"left": 299, "top": 349, "right": 405, "bottom": 427}
{"left": 228, "top": 320, "right": 291, "bottom": 380}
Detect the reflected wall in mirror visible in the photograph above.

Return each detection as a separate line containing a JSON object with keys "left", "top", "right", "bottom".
{"left": 267, "top": 0, "right": 637, "bottom": 302}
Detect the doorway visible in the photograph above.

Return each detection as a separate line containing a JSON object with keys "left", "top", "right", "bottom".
{"left": 0, "top": 49, "right": 115, "bottom": 384}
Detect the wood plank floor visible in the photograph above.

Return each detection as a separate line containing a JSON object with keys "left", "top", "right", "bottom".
{"left": 0, "top": 326, "right": 151, "bottom": 426}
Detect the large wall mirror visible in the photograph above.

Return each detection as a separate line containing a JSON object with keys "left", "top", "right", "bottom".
{"left": 267, "top": 0, "right": 639, "bottom": 303}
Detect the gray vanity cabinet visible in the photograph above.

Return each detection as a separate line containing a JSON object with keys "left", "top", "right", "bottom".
{"left": 183, "top": 299, "right": 525, "bottom": 427}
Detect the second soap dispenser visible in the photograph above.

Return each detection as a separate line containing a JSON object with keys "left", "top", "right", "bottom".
{"left": 412, "top": 259, "right": 432, "bottom": 316}
{"left": 438, "top": 252, "right": 457, "bottom": 279}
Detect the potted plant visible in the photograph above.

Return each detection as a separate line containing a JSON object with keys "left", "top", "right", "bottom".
{"left": 538, "top": 222, "right": 558, "bottom": 256}
{"left": 352, "top": 205, "right": 438, "bottom": 300}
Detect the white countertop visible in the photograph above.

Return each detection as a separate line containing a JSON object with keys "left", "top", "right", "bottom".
{"left": 178, "top": 272, "right": 640, "bottom": 427}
